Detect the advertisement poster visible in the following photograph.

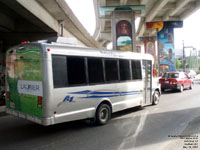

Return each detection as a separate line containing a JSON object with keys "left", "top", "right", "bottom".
{"left": 116, "top": 20, "right": 133, "bottom": 51}
{"left": 6, "top": 46, "right": 43, "bottom": 117}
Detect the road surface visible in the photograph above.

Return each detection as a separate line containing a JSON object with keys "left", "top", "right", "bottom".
{"left": 0, "top": 82, "right": 200, "bottom": 150}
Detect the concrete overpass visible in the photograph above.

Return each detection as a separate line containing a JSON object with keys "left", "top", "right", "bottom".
{"left": 94, "top": 0, "right": 200, "bottom": 47}
{"left": 0, "top": 0, "right": 101, "bottom": 56}
{"left": 0, "top": 0, "right": 199, "bottom": 71}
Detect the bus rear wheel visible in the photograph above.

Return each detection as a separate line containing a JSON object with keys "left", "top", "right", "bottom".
{"left": 96, "top": 104, "right": 111, "bottom": 125}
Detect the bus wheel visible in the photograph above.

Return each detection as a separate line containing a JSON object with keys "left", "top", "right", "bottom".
{"left": 152, "top": 91, "right": 159, "bottom": 105}
{"left": 96, "top": 104, "right": 111, "bottom": 125}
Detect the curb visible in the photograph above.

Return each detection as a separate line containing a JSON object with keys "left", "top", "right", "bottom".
{"left": 0, "top": 106, "right": 7, "bottom": 117}
{"left": 0, "top": 111, "right": 7, "bottom": 117}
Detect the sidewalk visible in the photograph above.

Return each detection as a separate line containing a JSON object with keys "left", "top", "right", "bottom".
{"left": 0, "top": 105, "right": 6, "bottom": 117}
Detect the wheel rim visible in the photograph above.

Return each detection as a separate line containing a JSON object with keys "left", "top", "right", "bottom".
{"left": 99, "top": 108, "right": 108, "bottom": 122}
{"left": 154, "top": 93, "right": 159, "bottom": 104}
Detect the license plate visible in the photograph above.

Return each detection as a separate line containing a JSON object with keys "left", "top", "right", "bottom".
{"left": 165, "top": 81, "right": 169, "bottom": 83}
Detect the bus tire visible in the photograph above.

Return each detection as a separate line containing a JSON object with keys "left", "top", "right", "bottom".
{"left": 96, "top": 104, "right": 111, "bottom": 125}
{"left": 152, "top": 91, "right": 160, "bottom": 105}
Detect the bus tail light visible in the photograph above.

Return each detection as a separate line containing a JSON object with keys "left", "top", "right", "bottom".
{"left": 37, "top": 96, "right": 43, "bottom": 108}
{"left": 20, "top": 41, "right": 30, "bottom": 44}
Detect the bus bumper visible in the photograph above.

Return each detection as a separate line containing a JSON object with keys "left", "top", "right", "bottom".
{"left": 6, "top": 108, "right": 53, "bottom": 126}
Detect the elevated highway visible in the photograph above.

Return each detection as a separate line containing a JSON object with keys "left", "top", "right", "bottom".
{"left": 94, "top": 0, "right": 200, "bottom": 47}
{"left": 1, "top": 0, "right": 200, "bottom": 78}
{"left": 0, "top": 0, "right": 101, "bottom": 52}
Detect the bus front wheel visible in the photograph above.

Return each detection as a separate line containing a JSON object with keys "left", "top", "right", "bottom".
{"left": 152, "top": 91, "right": 160, "bottom": 105}
{"left": 96, "top": 104, "right": 111, "bottom": 125}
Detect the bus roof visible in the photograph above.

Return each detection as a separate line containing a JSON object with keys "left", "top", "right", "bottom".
{"left": 41, "top": 43, "right": 154, "bottom": 61}
{"left": 9, "top": 40, "right": 154, "bottom": 62}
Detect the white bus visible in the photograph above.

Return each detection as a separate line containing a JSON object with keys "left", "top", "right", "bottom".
{"left": 5, "top": 37, "right": 161, "bottom": 126}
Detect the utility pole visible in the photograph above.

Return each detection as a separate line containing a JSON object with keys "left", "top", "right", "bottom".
{"left": 182, "top": 40, "right": 194, "bottom": 72}
{"left": 194, "top": 48, "right": 198, "bottom": 70}
{"left": 182, "top": 41, "right": 186, "bottom": 72}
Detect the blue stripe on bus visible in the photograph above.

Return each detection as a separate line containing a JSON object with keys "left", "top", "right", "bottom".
{"left": 80, "top": 95, "right": 120, "bottom": 98}
{"left": 70, "top": 90, "right": 141, "bottom": 95}
{"left": 69, "top": 90, "right": 142, "bottom": 99}
{"left": 70, "top": 90, "right": 91, "bottom": 94}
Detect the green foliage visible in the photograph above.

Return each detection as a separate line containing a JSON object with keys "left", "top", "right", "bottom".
{"left": 197, "top": 70, "right": 200, "bottom": 74}
{"left": 186, "top": 56, "right": 198, "bottom": 69}
{"left": 175, "top": 58, "right": 182, "bottom": 70}
{"left": 175, "top": 57, "right": 200, "bottom": 73}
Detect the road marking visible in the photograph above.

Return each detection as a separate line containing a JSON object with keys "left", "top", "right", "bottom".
{"left": 118, "top": 110, "right": 149, "bottom": 150}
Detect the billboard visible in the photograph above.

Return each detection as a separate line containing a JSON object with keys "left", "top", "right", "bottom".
{"left": 6, "top": 46, "right": 43, "bottom": 117}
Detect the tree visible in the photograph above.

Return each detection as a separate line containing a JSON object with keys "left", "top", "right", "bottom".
{"left": 175, "top": 58, "right": 182, "bottom": 70}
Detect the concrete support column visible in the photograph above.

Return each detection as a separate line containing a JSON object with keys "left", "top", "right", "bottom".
{"left": 142, "top": 36, "right": 157, "bottom": 67}
{"left": 146, "top": 21, "right": 183, "bottom": 75}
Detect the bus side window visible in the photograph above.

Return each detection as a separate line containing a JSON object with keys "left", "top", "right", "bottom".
{"left": 88, "top": 58, "right": 104, "bottom": 84}
{"left": 119, "top": 59, "right": 131, "bottom": 81}
{"left": 131, "top": 60, "right": 142, "bottom": 80}
{"left": 67, "top": 56, "right": 87, "bottom": 86}
{"left": 104, "top": 59, "right": 119, "bottom": 82}
{"left": 52, "top": 55, "right": 68, "bottom": 88}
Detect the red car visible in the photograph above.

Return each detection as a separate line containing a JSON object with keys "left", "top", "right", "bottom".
{"left": 159, "top": 72, "right": 193, "bottom": 92}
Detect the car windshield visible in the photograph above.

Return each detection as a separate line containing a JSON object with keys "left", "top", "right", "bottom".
{"left": 163, "top": 73, "right": 179, "bottom": 78}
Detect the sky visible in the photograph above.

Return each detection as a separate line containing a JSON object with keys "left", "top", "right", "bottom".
{"left": 65, "top": 0, "right": 96, "bottom": 35}
{"left": 174, "top": 9, "right": 200, "bottom": 50}
{"left": 65, "top": 0, "right": 200, "bottom": 51}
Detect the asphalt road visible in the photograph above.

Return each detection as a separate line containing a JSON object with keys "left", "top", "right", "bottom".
{"left": 0, "top": 82, "right": 200, "bottom": 150}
